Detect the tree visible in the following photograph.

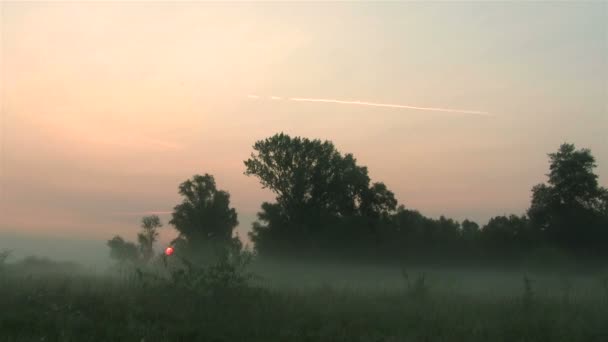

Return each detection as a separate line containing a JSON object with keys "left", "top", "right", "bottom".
{"left": 527, "top": 143, "right": 607, "bottom": 253}
{"left": 244, "top": 133, "right": 397, "bottom": 257}
{"left": 137, "top": 215, "right": 162, "bottom": 263}
{"left": 169, "top": 174, "right": 239, "bottom": 257}
{"left": 107, "top": 236, "right": 139, "bottom": 263}
{"left": 0, "top": 249, "right": 11, "bottom": 269}
{"left": 481, "top": 215, "right": 536, "bottom": 257}
{"left": 546, "top": 143, "right": 602, "bottom": 206}
{"left": 461, "top": 219, "right": 480, "bottom": 242}
{"left": 388, "top": 207, "right": 446, "bottom": 261}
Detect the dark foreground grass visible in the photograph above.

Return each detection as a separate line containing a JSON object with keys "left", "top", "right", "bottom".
{"left": 1, "top": 270, "right": 608, "bottom": 342}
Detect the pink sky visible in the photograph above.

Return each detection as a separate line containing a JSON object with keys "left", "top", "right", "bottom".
{"left": 1, "top": 2, "right": 606, "bottom": 246}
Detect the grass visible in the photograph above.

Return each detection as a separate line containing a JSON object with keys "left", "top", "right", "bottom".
{"left": 1, "top": 260, "right": 608, "bottom": 342}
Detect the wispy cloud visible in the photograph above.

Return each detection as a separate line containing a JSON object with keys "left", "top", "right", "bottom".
{"left": 247, "top": 95, "right": 491, "bottom": 116}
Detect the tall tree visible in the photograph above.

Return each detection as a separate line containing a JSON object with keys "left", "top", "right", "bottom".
{"left": 461, "top": 219, "right": 481, "bottom": 242}
{"left": 527, "top": 143, "right": 607, "bottom": 252}
{"left": 244, "top": 133, "right": 397, "bottom": 256}
{"left": 169, "top": 174, "right": 239, "bottom": 254}
{"left": 137, "top": 215, "right": 162, "bottom": 263}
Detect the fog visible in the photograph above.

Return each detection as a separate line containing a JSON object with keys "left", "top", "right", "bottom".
{"left": 1, "top": 1, "right": 607, "bottom": 341}
{"left": 0, "top": 232, "right": 112, "bottom": 267}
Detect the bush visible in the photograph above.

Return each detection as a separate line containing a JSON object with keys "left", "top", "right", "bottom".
{"left": 122, "top": 246, "right": 258, "bottom": 300}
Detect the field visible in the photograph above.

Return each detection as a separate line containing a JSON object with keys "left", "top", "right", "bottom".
{"left": 1, "top": 259, "right": 608, "bottom": 342}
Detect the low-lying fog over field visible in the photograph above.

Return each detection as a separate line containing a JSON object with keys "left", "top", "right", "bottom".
{"left": 2, "top": 254, "right": 608, "bottom": 341}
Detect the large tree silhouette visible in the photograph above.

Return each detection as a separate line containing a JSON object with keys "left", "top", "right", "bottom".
{"left": 245, "top": 133, "right": 396, "bottom": 256}
{"left": 527, "top": 143, "right": 607, "bottom": 253}
{"left": 169, "top": 174, "right": 239, "bottom": 257}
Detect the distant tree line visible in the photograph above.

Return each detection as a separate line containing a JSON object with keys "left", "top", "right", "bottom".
{"left": 109, "top": 133, "right": 608, "bottom": 266}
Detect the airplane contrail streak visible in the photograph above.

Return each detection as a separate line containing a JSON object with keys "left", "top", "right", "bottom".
{"left": 288, "top": 97, "right": 491, "bottom": 115}
{"left": 246, "top": 94, "right": 491, "bottom": 115}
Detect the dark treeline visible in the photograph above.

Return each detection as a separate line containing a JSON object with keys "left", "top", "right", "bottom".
{"left": 109, "top": 133, "right": 608, "bottom": 267}
{"left": 245, "top": 134, "right": 607, "bottom": 265}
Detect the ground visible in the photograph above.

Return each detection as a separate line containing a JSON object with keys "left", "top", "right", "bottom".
{"left": 1, "top": 261, "right": 607, "bottom": 341}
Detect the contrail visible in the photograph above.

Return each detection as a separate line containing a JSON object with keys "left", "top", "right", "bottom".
{"left": 247, "top": 95, "right": 491, "bottom": 116}
{"left": 289, "top": 97, "right": 490, "bottom": 115}
{"left": 113, "top": 211, "right": 173, "bottom": 216}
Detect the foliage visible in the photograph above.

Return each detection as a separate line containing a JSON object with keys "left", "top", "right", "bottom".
{"left": 107, "top": 216, "right": 163, "bottom": 266}
{"left": 528, "top": 143, "right": 608, "bottom": 254}
{"left": 169, "top": 174, "right": 239, "bottom": 255}
{"left": 245, "top": 138, "right": 607, "bottom": 264}
{"left": 245, "top": 133, "right": 397, "bottom": 257}
{"left": 2, "top": 265, "right": 608, "bottom": 341}
{"left": 137, "top": 215, "right": 162, "bottom": 263}
{"left": 481, "top": 215, "right": 538, "bottom": 257}
{"left": 107, "top": 236, "right": 139, "bottom": 263}
{"left": 105, "top": 139, "right": 608, "bottom": 268}
{"left": 167, "top": 248, "right": 256, "bottom": 297}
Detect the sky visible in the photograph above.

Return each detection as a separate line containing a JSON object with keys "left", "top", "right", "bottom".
{"left": 1, "top": 2, "right": 607, "bottom": 261}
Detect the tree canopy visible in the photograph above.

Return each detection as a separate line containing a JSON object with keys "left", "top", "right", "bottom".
{"left": 169, "top": 174, "right": 239, "bottom": 258}
{"left": 528, "top": 143, "right": 608, "bottom": 253}
{"left": 244, "top": 133, "right": 397, "bottom": 257}
{"left": 137, "top": 215, "right": 162, "bottom": 263}
{"left": 105, "top": 138, "right": 607, "bottom": 266}
{"left": 107, "top": 236, "right": 139, "bottom": 263}
{"left": 244, "top": 136, "right": 607, "bottom": 264}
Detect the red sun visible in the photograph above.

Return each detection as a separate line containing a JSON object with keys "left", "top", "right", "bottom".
{"left": 165, "top": 246, "right": 174, "bottom": 256}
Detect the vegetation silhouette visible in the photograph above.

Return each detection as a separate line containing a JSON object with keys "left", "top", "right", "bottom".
{"left": 107, "top": 215, "right": 164, "bottom": 265}
{"left": 243, "top": 135, "right": 607, "bottom": 266}
{"left": 107, "top": 235, "right": 139, "bottom": 264}
{"left": 101, "top": 133, "right": 608, "bottom": 266}
{"left": 138, "top": 215, "right": 162, "bottom": 263}
{"left": 528, "top": 143, "right": 608, "bottom": 256}
{"left": 3, "top": 137, "right": 608, "bottom": 341}
{"left": 244, "top": 133, "right": 397, "bottom": 259}
{"left": 103, "top": 137, "right": 606, "bottom": 268}
{"left": 169, "top": 174, "right": 242, "bottom": 263}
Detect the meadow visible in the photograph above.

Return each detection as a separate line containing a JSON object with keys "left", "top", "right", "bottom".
{"left": 1, "top": 257, "right": 608, "bottom": 342}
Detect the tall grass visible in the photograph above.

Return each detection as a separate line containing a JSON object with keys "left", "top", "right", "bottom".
{"left": 1, "top": 258, "right": 607, "bottom": 341}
